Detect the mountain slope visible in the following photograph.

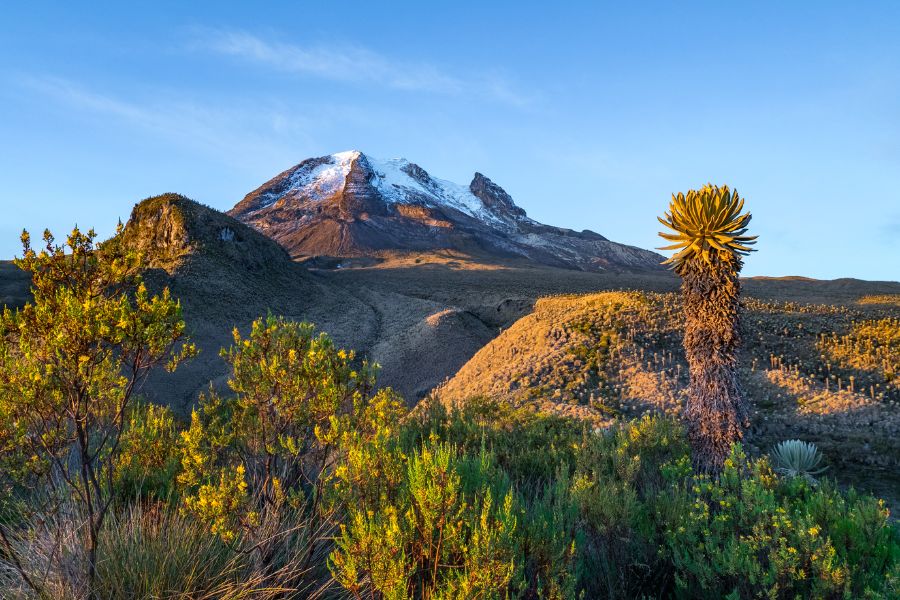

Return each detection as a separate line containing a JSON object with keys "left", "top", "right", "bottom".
{"left": 113, "top": 194, "right": 371, "bottom": 410}
{"left": 228, "top": 151, "right": 664, "bottom": 272}
{"left": 434, "top": 290, "right": 900, "bottom": 507}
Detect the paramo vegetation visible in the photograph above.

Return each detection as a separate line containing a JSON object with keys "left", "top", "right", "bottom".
{"left": 0, "top": 216, "right": 898, "bottom": 597}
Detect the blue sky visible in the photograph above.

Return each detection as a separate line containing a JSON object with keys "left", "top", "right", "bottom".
{"left": 1, "top": 2, "right": 898, "bottom": 280}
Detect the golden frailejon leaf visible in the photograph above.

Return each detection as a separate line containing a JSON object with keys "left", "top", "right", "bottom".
{"left": 657, "top": 184, "right": 757, "bottom": 272}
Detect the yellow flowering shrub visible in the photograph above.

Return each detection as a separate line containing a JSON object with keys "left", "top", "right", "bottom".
{"left": 329, "top": 440, "right": 520, "bottom": 599}
{"left": 114, "top": 401, "right": 180, "bottom": 500}
{"left": 0, "top": 226, "right": 195, "bottom": 589}
{"left": 658, "top": 445, "right": 896, "bottom": 598}
{"left": 177, "top": 313, "right": 396, "bottom": 559}
{"left": 182, "top": 465, "right": 252, "bottom": 544}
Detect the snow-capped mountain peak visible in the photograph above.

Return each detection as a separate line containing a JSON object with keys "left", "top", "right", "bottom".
{"left": 228, "top": 151, "right": 664, "bottom": 272}
{"left": 248, "top": 150, "right": 518, "bottom": 228}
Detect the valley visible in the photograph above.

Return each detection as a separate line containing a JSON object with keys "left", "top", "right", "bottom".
{"left": 1, "top": 191, "right": 897, "bottom": 597}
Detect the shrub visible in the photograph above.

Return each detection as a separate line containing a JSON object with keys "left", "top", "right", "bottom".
{"left": 407, "top": 397, "right": 585, "bottom": 490}
{"left": 337, "top": 404, "right": 900, "bottom": 599}
{"left": 0, "top": 227, "right": 195, "bottom": 594}
{"left": 572, "top": 415, "right": 689, "bottom": 597}
{"left": 329, "top": 440, "right": 520, "bottom": 599}
{"left": 658, "top": 446, "right": 899, "bottom": 599}
{"left": 177, "top": 314, "right": 399, "bottom": 591}
{"left": 114, "top": 402, "right": 181, "bottom": 502}
{"left": 2, "top": 225, "right": 896, "bottom": 599}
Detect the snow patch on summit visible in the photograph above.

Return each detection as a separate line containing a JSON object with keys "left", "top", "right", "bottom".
{"left": 291, "top": 152, "right": 357, "bottom": 202}
{"left": 367, "top": 156, "right": 504, "bottom": 225}
{"left": 275, "top": 151, "right": 508, "bottom": 226}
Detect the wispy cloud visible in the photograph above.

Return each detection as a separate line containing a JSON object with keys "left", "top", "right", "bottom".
{"left": 192, "top": 29, "right": 533, "bottom": 107}
{"left": 18, "top": 75, "right": 321, "bottom": 170}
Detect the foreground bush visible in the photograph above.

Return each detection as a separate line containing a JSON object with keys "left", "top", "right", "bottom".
{"left": 177, "top": 314, "right": 406, "bottom": 593}
{"left": 330, "top": 441, "right": 519, "bottom": 599}
{"left": 658, "top": 448, "right": 898, "bottom": 598}
{"left": 2, "top": 388, "right": 896, "bottom": 599}
{"left": 0, "top": 227, "right": 195, "bottom": 595}
{"left": 328, "top": 400, "right": 900, "bottom": 599}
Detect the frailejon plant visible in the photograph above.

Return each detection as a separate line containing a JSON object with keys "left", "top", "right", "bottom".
{"left": 0, "top": 227, "right": 195, "bottom": 596}
{"left": 770, "top": 439, "right": 828, "bottom": 484}
{"left": 658, "top": 185, "right": 757, "bottom": 473}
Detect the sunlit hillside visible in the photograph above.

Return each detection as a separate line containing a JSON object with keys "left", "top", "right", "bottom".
{"left": 437, "top": 291, "right": 900, "bottom": 505}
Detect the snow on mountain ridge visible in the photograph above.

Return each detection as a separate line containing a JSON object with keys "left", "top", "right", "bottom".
{"left": 274, "top": 150, "right": 512, "bottom": 227}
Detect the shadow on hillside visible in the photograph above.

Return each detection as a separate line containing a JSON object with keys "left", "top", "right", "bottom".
{"left": 747, "top": 368, "right": 900, "bottom": 514}
{"left": 0, "top": 260, "right": 30, "bottom": 309}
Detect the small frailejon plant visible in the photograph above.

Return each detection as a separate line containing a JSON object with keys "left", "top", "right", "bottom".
{"left": 770, "top": 439, "right": 828, "bottom": 483}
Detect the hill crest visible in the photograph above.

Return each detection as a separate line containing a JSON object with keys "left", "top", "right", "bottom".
{"left": 120, "top": 193, "right": 290, "bottom": 272}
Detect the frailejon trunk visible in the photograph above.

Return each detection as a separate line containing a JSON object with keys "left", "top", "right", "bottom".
{"left": 681, "top": 256, "right": 749, "bottom": 473}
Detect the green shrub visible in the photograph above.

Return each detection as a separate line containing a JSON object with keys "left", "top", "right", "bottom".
{"left": 329, "top": 439, "right": 520, "bottom": 599}
{"left": 177, "top": 315, "right": 386, "bottom": 537}
{"left": 571, "top": 415, "right": 689, "bottom": 597}
{"left": 407, "top": 397, "right": 585, "bottom": 489}
{"left": 518, "top": 470, "right": 582, "bottom": 599}
{"left": 658, "top": 446, "right": 899, "bottom": 599}
{"left": 337, "top": 405, "right": 900, "bottom": 599}
{"left": 114, "top": 401, "right": 181, "bottom": 502}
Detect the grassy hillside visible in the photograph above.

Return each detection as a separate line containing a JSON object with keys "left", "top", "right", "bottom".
{"left": 436, "top": 290, "right": 900, "bottom": 509}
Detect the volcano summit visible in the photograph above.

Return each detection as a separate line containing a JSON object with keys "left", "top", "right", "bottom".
{"left": 228, "top": 151, "right": 664, "bottom": 272}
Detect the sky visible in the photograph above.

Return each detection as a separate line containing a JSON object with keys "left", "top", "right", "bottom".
{"left": 0, "top": 1, "right": 898, "bottom": 280}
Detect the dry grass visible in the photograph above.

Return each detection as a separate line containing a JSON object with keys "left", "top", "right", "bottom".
{"left": 436, "top": 288, "right": 900, "bottom": 512}
{"left": 0, "top": 501, "right": 336, "bottom": 599}
{"left": 858, "top": 294, "right": 900, "bottom": 306}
